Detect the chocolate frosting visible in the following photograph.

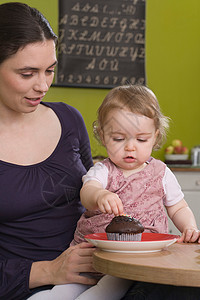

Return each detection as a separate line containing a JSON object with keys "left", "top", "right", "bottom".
{"left": 105, "top": 215, "right": 144, "bottom": 234}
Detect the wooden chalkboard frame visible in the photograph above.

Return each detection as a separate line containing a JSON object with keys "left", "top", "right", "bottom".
{"left": 55, "top": 0, "right": 146, "bottom": 89}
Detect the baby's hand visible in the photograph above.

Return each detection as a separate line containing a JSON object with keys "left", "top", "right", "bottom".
{"left": 96, "top": 190, "right": 123, "bottom": 215}
{"left": 177, "top": 228, "right": 200, "bottom": 243}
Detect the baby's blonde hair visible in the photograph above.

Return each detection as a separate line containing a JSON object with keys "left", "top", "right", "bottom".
{"left": 93, "top": 85, "right": 170, "bottom": 150}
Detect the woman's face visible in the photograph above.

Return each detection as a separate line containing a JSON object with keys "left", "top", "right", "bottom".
{"left": 0, "top": 39, "right": 57, "bottom": 114}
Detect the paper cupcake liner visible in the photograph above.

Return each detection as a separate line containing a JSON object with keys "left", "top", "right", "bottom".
{"left": 106, "top": 232, "right": 142, "bottom": 241}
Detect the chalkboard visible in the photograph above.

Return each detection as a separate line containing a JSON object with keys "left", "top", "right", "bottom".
{"left": 56, "top": 0, "right": 146, "bottom": 89}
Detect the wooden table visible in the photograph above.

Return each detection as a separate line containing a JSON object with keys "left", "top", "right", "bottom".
{"left": 93, "top": 242, "right": 200, "bottom": 287}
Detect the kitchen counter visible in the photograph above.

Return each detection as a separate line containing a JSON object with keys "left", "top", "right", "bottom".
{"left": 169, "top": 165, "right": 200, "bottom": 172}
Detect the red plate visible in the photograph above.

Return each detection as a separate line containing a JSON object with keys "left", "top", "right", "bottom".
{"left": 85, "top": 232, "right": 179, "bottom": 241}
{"left": 84, "top": 232, "right": 179, "bottom": 253}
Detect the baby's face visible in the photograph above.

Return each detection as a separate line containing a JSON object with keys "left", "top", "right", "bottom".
{"left": 102, "top": 108, "right": 158, "bottom": 171}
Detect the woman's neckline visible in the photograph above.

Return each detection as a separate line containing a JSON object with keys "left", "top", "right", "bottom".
{"left": 0, "top": 102, "right": 63, "bottom": 168}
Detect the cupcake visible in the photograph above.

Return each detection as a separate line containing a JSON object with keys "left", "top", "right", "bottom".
{"left": 105, "top": 215, "right": 144, "bottom": 241}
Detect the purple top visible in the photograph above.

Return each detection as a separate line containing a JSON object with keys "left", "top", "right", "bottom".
{"left": 0, "top": 102, "right": 93, "bottom": 299}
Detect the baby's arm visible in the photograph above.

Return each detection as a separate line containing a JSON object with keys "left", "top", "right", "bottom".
{"left": 80, "top": 180, "right": 123, "bottom": 215}
{"left": 166, "top": 199, "right": 200, "bottom": 243}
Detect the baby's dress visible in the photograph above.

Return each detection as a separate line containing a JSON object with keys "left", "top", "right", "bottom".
{"left": 72, "top": 157, "right": 168, "bottom": 245}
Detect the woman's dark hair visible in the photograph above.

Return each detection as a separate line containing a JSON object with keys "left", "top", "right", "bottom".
{"left": 0, "top": 2, "right": 58, "bottom": 64}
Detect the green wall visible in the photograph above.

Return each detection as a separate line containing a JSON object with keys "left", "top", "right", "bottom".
{"left": 1, "top": 0, "right": 199, "bottom": 160}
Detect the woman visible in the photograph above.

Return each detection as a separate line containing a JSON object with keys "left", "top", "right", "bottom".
{"left": 0, "top": 2, "right": 96, "bottom": 299}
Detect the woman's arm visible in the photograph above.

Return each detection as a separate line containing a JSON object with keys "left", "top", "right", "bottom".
{"left": 0, "top": 243, "right": 96, "bottom": 299}
{"left": 166, "top": 199, "right": 200, "bottom": 243}
{"left": 0, "top": 258, "right": 32, "bottom": 300}
{"left": 29, "top": 242, "right": 97, "bottom": 289}
{"left": 73, "top": 105, "right": 93, "bottom": 172}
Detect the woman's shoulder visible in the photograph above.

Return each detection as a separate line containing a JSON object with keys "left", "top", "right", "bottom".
{"left": 42, "top": 101, "right": 82, "bottom": 117}
{"left": 42, "top": 101, "right": 85, "bottom": 126}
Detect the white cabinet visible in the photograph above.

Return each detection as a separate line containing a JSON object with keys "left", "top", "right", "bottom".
{"left": 167, "top": 170, "right": 200, "bottom": 235}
